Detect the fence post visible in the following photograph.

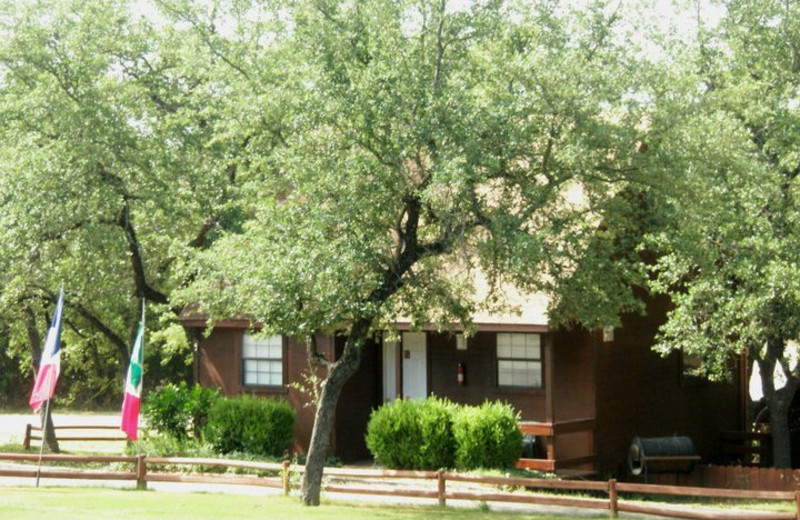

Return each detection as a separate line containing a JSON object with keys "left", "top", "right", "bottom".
{"left": 795, "top": 485, "right": 800, "bottom": 520}
{"left": 283, "top": 460, "right": 291, "bottom": 496}
{"left": 23, "top": 424, "right": 32, "bottom": 450}
{"left": 136, "top": 455, "right": 147, "bottom": 490}
{"left": 609, "top": 479, "right": 618, "bottom": 518}
{"left": 437, "top": 470, "right": 446, "bottom": 507}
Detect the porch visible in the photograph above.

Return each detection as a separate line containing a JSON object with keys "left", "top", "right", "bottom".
{"left": 516, "top": 418, "right": 597, "bottom": 474}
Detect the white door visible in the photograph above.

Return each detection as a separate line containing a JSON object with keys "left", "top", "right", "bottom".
{"left": 402, "top": 332, "right": 427, "bottom": 400}
{"left": 382, "top": 338, "right": 398, "bottom": 403}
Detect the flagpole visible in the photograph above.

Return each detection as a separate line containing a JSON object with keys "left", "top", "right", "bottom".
{"left": 35, "top": 394, "right": 52, "bottom": 488}
{"left": 31, "top": 285, "right": 64, "bottom": 488}
{"left": 136, "top": 299, "right": 144, "bottom": 488}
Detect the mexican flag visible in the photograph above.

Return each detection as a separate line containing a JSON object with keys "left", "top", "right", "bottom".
{"left": 121, "top": 306, "right": 144, "bottom": 441}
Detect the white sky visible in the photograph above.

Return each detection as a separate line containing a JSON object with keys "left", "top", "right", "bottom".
{"left": 129, "top": 0, "right": 726, "bottom": 33}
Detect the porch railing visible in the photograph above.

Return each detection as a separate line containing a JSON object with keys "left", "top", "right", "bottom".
{"left": 516, "top": 418, "right": 596, "bottom": 472}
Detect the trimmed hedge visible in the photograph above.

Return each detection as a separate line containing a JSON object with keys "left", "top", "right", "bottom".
{"left": 365, "top": 397, "right": 455, "bottom": 470}
{"left": 204, "top": 395, "right": 295, "bottom": 457}
{"left": 366, "top": 397, "right": 521, "bottom": 471}
{"left": 453, "top": 400, "right": 522, "bottom": 470}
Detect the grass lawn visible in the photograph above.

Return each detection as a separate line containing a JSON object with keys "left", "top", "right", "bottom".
{"left": 0, "top": 487, "right": 611, "bottom": 520}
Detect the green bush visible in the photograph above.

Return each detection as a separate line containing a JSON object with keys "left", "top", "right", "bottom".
{"left": 452, "top": 401, "right": 522, "bottom": 470}
{"left": 204, "top": 395, "right": 295, "bottom": 458}
{"left": 187, "top": 383, "right": 221, "bottom": 437}
{"left": 366, "top": 398, "right": 522, "bottom": 471}
{"left": 142, "top": 382, "right": 220, "bottom": 440}
{"left": 365, "top": 397, "right": 456, "bottom": 470}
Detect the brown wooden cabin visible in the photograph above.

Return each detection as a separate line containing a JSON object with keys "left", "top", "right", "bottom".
{"left": 180, "top": 293, "right": 743, "bottom": 477}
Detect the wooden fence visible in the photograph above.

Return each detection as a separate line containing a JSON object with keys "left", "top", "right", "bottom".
{"left": 22, "top": 424, "right": 127, "bottom": 449}
{"left": 0, "top": 452, "right": 798, "bottom": 519}
{"left": 644, "top": 465, "right": 800, "bottom": 493}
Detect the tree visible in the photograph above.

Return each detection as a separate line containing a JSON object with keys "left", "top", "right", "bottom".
{"left": 0, "top": 0, "right": 242, "bottom": 403}
{"left": 183, "top": 0, "right": 648, "bottom": 505}
{"left": 640, "top": 0, "right": 800, "bottom": 468}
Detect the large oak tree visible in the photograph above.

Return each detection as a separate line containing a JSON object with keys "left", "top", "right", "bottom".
{"left": 182, "top": 0, "right": 649, "bottom": 505}
{"left": 642, "top": 0, "right": 800, "bottom": 468}
{"left": 0, "top": 0, "right": 242, "bottom": 404}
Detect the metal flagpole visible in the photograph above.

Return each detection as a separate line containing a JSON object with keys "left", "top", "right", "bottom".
{"left": 34, "top": 284, "right": 63, "bottom": 488}
{"left": 136, "top": 299, "right": 144, "bottom": 488}
{"left": 35, "top": 393, "right": 52, "bottom": 488}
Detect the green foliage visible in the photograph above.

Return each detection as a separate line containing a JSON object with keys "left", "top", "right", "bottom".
{"left": 365, "top": 397, "right": 456, "bottom": 470}
{"left": 126, "top": 433, "right": 212, "bottom": 459}
{"left": 452, "top": 401, "right": 522, "bottom": 471}
{"left": 204, "top": 395, "right": 295, "bottom": 458}
{"left": 142, "top": 382, "right": 220, "bottom": 440}
{"left": 0, "top": 0, "right": 239, "bottom": 406}
{"left": 366, "top": 398, "right": 522, "bottom": 471}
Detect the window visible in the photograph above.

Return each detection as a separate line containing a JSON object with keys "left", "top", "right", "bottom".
{"left": 242, "top": 334, "right": 284, "bottom": 387}
{"left": 497, "top": 333, "right": 542, "bottom": 388}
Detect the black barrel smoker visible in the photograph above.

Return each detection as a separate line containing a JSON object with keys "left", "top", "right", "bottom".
{"left": 628, "top": 436, "right": 700, "bottom": 478}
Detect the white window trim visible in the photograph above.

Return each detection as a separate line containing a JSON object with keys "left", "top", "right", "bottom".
{"left": 242, "top": 334, "right": 284, "bottom": 387}
{"left": 496, "top": 333, "right": 543, "bottom": 389}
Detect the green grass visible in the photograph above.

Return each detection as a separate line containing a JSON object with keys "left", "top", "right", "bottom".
{"left": 0, "top": 487, "right": 611, "bottom": 520}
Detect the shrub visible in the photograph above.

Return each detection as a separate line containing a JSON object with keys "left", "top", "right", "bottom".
{"left": 187, "top": 383, "right": 221, "bottom": 437}
{"left": 142, "top": 382, "right": 220, "bottom": 440}
{"left": 204, "top": 395, "right": 295, "bottom": 458}
{"left": 365, "top": 398, "right": 522, "bottom": 471}
{"left": 365, "top": 397, "right": 456, "bottom": 470}
{"left": 452, "top": 400, "right": 522, "bottom": 470}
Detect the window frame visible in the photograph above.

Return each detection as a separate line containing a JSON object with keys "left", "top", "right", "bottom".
{"left": 496, "top": 332, "right": 543, "bottom": 389}
{"left": 241, "top": 333, "right": 286, "bottom": 388}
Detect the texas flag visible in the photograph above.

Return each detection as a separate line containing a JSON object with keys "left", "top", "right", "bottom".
{"left": 121, "top": 306, "right": 145, "bottom": 441}
{"left": 29, "top": 288, "right": 65, "bottom": 412}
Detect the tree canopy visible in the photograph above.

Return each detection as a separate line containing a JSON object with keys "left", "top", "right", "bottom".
{"left": 177, "top": 0, "right": 653, "bottom": 504}
{"left": 0, "top": 0, "right": 242, "bottom": 404}
{"left": 639, "top": 0, "right": 800, "bottom": 467}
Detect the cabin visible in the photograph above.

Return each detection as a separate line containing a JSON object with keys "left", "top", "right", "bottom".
{"left": 180, "top": 291, "right": 743, "bottom": 476}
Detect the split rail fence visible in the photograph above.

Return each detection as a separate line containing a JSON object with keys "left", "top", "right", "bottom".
{"left": 22, "top": 424, "right": 127, "bottom": 449}
{"left": 0, "top": 452, "right": 798, "bottom": 519}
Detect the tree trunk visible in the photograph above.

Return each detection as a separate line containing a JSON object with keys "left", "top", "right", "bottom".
{"left": 301, "top": 320, "right": 368, "bottom": 506}
{"left": 39, "top": 405, "right": 60, "bottom": 454}
{"left": 768, "top": 396, "right": 792, "bottom": 468}
{"left": 758, "top": 338, "right": 797, "bottom": 469}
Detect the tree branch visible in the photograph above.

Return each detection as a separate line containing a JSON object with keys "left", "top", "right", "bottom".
{"left": 305, "top": 334, "right": 332, "bottom": 371}
{"left": 433, "top": 0, "right": 446, "bottom": 91}
{"left": 67, "top": 298, "right": 130, "bottom": 367}
{"left": 118, "top": 203, "right": 169, "bottom": 305}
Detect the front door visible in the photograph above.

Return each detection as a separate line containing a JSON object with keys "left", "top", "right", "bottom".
{"left": 401, "top": 332, "right": 427, "bottom": 400}
{"left": 382, "top": 338, "right": 398, "bottom": 403}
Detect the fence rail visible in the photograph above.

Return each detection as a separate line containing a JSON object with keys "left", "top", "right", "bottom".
{"left": 0, "top": 452, "right": 797, "bottom": 519}
{"left": 23, "top": 423, "right": 128, "bottom": 449}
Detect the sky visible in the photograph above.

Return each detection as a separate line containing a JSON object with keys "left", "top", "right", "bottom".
{"left": 129, "top": 0, "right": 728, "bottom": 40}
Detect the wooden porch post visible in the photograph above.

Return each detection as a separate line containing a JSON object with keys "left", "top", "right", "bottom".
{"left": 544, "top": 333, "right": 556, "bottom": 460}
{"left": 395, "top": 338, "right": 403, "bottom": 399}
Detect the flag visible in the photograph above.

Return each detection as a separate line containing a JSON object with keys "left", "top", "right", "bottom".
{"left": 121, "top": 304, "right": 145, "bottom": 441}
{"left": 29, "top": 288, "right": 65, "bottom": 412}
